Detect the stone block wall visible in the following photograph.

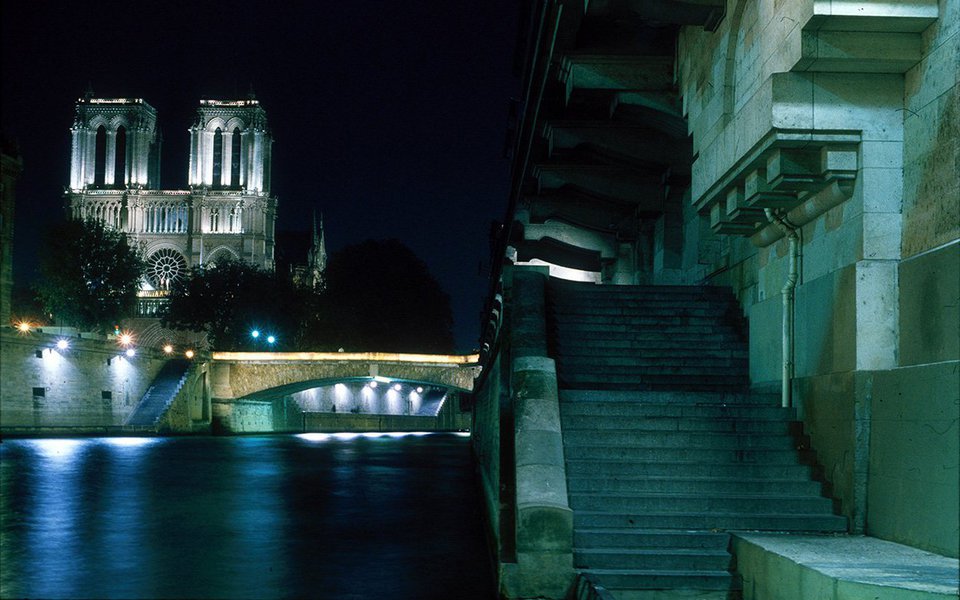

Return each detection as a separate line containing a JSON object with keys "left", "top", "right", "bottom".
{"left": 670, "top": 0, "right": 958, "bottom": 555}
{"left": 471, "top": 348, "right": 506, "bottom": 563}
{"left": 868, "top": 361, "right": 959, "bottom": 557}
{"left": 0, "top": 331, "right": 166, "bottom": 429}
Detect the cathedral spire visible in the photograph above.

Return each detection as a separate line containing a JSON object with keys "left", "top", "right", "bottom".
{"left": 306, "top": 209, "right": 327, "bottom": 290}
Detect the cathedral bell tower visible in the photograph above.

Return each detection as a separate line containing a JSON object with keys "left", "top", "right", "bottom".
{"left": 69, "top": 92, "right": 161, "bottom": 191}
{"left": 188, "top": 93, "right": 272, "bottom": 192}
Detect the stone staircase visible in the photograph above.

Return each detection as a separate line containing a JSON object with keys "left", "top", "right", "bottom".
{"left": 550, "top": 282, "right": 749, "bottom": 392}
{"left": 126, "top": 359, "right": 191, "bottom": 428}
{"left": 547, "top": 280, "right": 847, "bottom": 599}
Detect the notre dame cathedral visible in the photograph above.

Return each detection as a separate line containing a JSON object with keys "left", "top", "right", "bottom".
{"left": 64, "top": 91, "right": 290, "bottom": 314}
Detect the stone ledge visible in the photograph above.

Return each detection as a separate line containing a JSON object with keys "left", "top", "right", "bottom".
{"left": 733, "top": 533, "right": 959, "bottom": 600}
{"left": 693, "top": 128, "right": 860, "bottom": 237}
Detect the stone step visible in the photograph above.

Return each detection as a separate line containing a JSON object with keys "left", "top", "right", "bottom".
{"left": 548, "top": 287, "right": 733, "bottom": 300}
{"left": 575, "top": 547, "right": 733, "bottom": 571}
{"left": 546, "top": 301, "right": 742, "bottom": 318}
{"left": 568, "top": 493, "right": 835, "bottom": 515}
{"left": 551, "top": 314, "right": 739, "bottom": 326}
{"left": 547, "top": 287, "right": 736, "bottom": 303}
{"left": 560, "top": 373, "right": 749, "bottom": 389}
{"left": 552, "top": 331, "right": 744, "bottom": 345}
{"left": 549, "top": 281, "right": 732, "bottom": 296}
{"left": 564, "top": 460, "right": 815, "bottom": 479}
{"left": 562, "top": 381, "right": 751, "bottom": 393}
{"left": 566, "top": 476, "right": 823, "bottom": 496}
{"left": 563, "top": 430, "right": 799, "bottom": 450}
{"left": 561, "top": 390, "right": 781, "bottom": 406}
{"left": 557, "top": 356, "right": 746, "bottom": 376}
{"left": 573, "top": 511, "right": 848, "bottom": 532}
{"left": 550, "top": 304, "right": 734, "bottom": 317}
{"left": 554, "top": 341, "right": 749, "bottom": 357}
{"left": 551, "top": 323, "right": 740, "bottom": 336}
{"left": 560, "top": 400, "right": 787, "bottom": 417}
{"left": 563, "top": 445, "right": 811, "bottom": 464}
{"left": 562, "top": 415, "right": 798, "bottom": 434}
{"left": 573, "top": 528, "right": 730, "bottom": 550}
{"left": 578, "top": 568, "right": 737, "bottom": 592}
{"left": 553, "top": 337, "right": 746, "bottom": 351}
{"left": 557, "top": 356, "right": 749, "bottom": 369}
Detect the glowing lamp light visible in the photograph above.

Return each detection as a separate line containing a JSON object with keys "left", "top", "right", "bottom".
{"left": 16, "top": 321, "right": 32, "bottom": 333}
{"left": 163, "top": 344, "right": 174, "bottom": 354}
{"left": 55, "top": 339, "right": 70, "bottom": 351}
{"left": 266, "top": 335, "right": 276, "bottom": 344}
{"left": 125, "top": 348, "right": 136, "bottom": 358}
{"left": 119, "top": 332, "right": 134, "bottom": 346}
{"left": 368, "top": 381, "right": 378, "bottom": 389}
{"left": 185, "top": 350, "right": 195, "bottom": 359}
{"left": 251, "top": 330, "right": 260, "bottom": 339}
{"left": 416, "top": 387, "right": 424, "bottom": 394}
{"left": 393, "top": 384, "right": 402, "bottom": 392}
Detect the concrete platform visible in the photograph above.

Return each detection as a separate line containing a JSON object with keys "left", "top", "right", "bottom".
{"left": 733, "top": 534, "right": 959, "bottom": 600}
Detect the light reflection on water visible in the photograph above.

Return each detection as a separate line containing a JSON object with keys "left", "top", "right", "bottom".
{"left": 0, "top": 433, "right": 493, "bottom": 599}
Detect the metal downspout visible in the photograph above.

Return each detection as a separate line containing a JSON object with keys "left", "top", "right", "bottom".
{"left": 765, "top": 208, "right": 799, "bottom": 408}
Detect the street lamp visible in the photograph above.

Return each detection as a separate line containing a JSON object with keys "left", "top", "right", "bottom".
{"left": 266, "top": 335, "right": 276, "bottom": 345}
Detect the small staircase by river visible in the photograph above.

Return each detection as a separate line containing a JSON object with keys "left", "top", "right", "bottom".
{"left": 126, "top": 359, "right": 191, "bottom": 427}
{"left": 547, "top": 280, "right": 846, "bottom": 599}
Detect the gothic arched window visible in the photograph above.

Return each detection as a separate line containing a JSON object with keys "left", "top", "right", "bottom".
{"left": 94, "top": 125, "right": 107, "bottom": 187}
{"left": 229, "top": 202, "right": 242, "bottom": 233}
{"left": 212, "top": 128, "right": 224, "bottom": 187}
{"left": 230, "top": 127, "right": 241, "bottom": 188}
{"left": 114, "top": 126, "right": 127, "bottom": 188}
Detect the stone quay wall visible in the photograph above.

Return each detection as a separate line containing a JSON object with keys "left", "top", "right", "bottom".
{"left": 0, "top": 330, "right": 166, "bottom": 431}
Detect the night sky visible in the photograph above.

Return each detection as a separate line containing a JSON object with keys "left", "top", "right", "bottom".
{"left": 1, "top": 1, "right": 520, "bottom": 352}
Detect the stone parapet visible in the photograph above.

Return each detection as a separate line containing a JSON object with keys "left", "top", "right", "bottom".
{"left": 502, "top": 355, "right": 574, "bottom": 600}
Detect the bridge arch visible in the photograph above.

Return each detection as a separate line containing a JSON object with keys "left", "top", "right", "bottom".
{"left": 208, "top": 352, "right": 480, "bottom": 401}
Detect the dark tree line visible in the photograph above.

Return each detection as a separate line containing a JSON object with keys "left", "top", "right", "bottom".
{"left": 162, "top": 239, "right": 454, "bottom": 353}
{"left": 31, "top": 218, "right": 455, "bottom": 353}
{"left": 309, "top": 239, "right": 455, "bottom": 353}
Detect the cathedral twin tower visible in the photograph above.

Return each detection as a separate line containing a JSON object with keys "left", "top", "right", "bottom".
{"left": 66, "top": 93, "right": 277, "bottom": 305}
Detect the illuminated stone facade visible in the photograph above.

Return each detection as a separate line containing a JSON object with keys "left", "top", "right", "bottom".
{"left": 65, "top": 94, "right": 278, "bottom": 310}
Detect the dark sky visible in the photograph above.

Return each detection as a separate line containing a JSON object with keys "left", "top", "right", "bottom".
{"left": 1, "top": 0, "right": 520, "bottom": 353}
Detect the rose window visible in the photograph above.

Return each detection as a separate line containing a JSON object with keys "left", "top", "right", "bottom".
{"left": 147, "top": 249, "right": 187, "bottom": 290}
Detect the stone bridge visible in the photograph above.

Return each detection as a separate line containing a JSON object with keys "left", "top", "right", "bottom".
{"left": 208, "top": 351, "right": 481, "bottom": 400}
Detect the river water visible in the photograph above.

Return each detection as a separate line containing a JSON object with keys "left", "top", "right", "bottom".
{"left": 0, "top": 433, "right": 495, "bottom": 599}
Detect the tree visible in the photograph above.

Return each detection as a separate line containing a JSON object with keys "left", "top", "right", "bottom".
{"left": 161, "top": 259, "right": 309, "bottom": 351}
{"left": 34, "top": 218, "right": 145, "bottom": 333}
{"left": 311, "top": 239, "right": 455, "bottom": 353}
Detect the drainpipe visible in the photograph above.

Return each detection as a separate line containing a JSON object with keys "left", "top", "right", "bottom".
{"left": 765, "top": 208, "right": 799, "bottom": 408}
